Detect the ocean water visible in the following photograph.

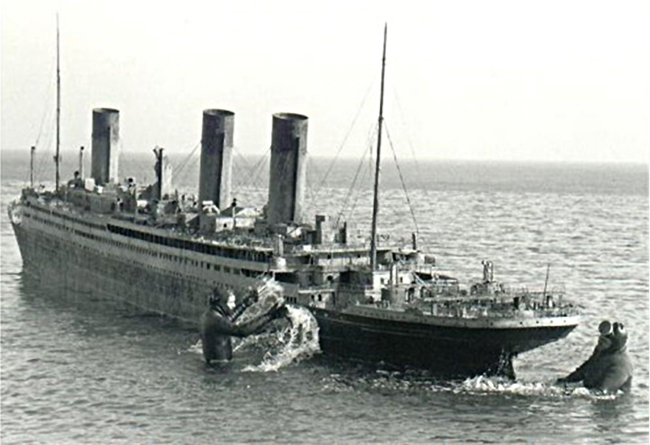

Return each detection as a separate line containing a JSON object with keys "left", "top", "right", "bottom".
{"left": 1, "top": 152, "right": 648, "bottom": 444}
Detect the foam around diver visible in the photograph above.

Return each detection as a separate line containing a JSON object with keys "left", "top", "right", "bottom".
{"left": 236, "top": 280, "right": 286, "bottom": 324}
{"left": 243, "top": 305, "right": 320, "bottom": 372}
{"left": 191, "top": 305, "right": 320, "bottom": 372}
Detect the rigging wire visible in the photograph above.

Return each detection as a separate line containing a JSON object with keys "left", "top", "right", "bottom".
{"left": 171, "top": 141, "right": 202, "bottom": 195}
{"left": 303, "top": 155, "right": 326, "bottom": 220}
{"left": 185, "top": 149, "right": 203, "bottom": 196}
{"left": 388, "top": 89, "right": 439, "bottom": 251}
{"left": 34, "top": 57, "right": 56, "bottom": 150}
{"left": 335, "top": 124, "right": 376, "bottom": 226}
{"left": 344, "top": 155, "right": 372, "bottom": 225}
{"left": 174, "top": 141, "right": 201, "bottom": 176}
{"left": 248, "top": 147, "right": 271, "bottom": 184}
{"left": 301, "top": 156, "right": 319, "bottom": 220}
{"left": 29, "top": 52, "right": 57, "bottom": 185}
{"left": 346, "top": 123, "right": 380, "bottom": 223}
{"left": 231, "top": 145, "right": 249, "bottom": 189}
{"left": 117, "top": 135, "right": 128, "bottom": 182}
{"left": 226, "top": 144, "right": 271, "bottom": 206}
{"left": 311, "top": 74, "right": 378, "bottom": 200}
{"left": 34, "top": 125, "right": 55, "bottom": 183}
{"left": 335, "top": 152, "right": 365, "bottom": 226}
{"left": 244, "top": 147, "right": 271, "bottom": 204}
{"left": 32, "top": 73, "right": 57, "bottom": 183}
{"left": 384, "top": 121, "right": 424, "bottom": 248}
{"left": 303, "top": 157, "right": 316, "bottom": 218}
{"left": 232, "top": 144, "right": 267, "bottom": 192}
{"left": 392, "top": 86, "right": 423, "bottom": 180}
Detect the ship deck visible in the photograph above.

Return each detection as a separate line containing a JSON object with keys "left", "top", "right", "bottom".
{"left": 345, "top": 303, "right": 580, "bottom": 329}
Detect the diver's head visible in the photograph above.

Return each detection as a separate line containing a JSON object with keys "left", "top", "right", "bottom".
{"left": 209, "top": 288, "right": 229, "bottom": 309}
{"left": 209, "top": 288, "right": 236, "bottom": 313}
{"left": 610, "top": 322, "right": 628, "bottom": 351}
{"left": 595, "top": 320, "right": 628, "bottom": 353}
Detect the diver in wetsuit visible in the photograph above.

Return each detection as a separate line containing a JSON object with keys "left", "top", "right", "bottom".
{"left": 557, "top": 320, "right": 633, "bottom": 393}
{"left": 199, "top": 288, "right": 288, "bottom": 364}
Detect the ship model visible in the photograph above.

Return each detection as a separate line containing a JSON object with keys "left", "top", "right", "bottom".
{"left": 9, "top": 24, "right": 580, "bottom": 378}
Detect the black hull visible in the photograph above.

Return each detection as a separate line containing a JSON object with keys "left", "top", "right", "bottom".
{"left": 311, "top": 308, "right": 576, "bottom": 378}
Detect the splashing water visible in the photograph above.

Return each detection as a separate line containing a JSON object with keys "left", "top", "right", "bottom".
{"left": 189, "top": 305, "right": 320, "bottom": 372}
{"left": 455, "top": 375, "right": 620, "bottom": 400}
{"left": 243, "top": 305, "right": 320, "bottom": 372}
{"left": 318, "top": 368, "right": 624, "bottom": 402}
{"left": 236, "top": 279, "right": 285, "bottom": 324}
{"left": 188, "top": 340, "right": 203, "bottom": 356}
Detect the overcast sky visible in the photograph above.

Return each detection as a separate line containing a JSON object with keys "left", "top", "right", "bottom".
{"left": 1, "top": 0, "right": 648, "bottom": 163}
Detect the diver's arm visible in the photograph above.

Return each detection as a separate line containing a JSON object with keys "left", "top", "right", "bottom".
{"left": 231, "top": 302, "right": 248, "bottom": 321}
{"left": 558, "top": 333, "right": 613, "bottom": 384}
{"left": 231, "top": 306, "right": 289, "bottom": 337}
{"left": 230, "top": 312, "right": 276, "bottom": 337}
{"left": 231, "top": 293, "right": 258, "bottom": 321}
{"left": 558, "top": 347, "right": 601, "bottom": 383}
{"left": 560, "top": 362, "right": 588, "bottom": 383}
{"left": 205, "top": 305, "right": 286, "bottom": 337}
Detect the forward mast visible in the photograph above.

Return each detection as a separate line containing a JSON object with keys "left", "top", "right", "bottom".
{"left": 370, "top": 23, "right": 388, "bottom": 271}
{"left": 55, "top": 13, "right": 61, "bottom": 192}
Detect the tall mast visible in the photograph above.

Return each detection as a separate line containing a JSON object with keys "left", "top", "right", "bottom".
{"left": 370, "top": 23, "right": 387, "bottom": 271}
{"left": 55, "top": 13, "right": 61, "bottom": 192}
{"left": 30, "top": 146, "right": 35, "bottom": 188}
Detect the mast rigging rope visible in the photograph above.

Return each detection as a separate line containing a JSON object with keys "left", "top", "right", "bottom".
{"left": 335, "top": 126, "right": 376, "bottom": 227}
{"left": 311, "top": 75, "right": 378, "bottom": 200}
{"left": 384, "top": 122, "right": 423, "bottom": 247}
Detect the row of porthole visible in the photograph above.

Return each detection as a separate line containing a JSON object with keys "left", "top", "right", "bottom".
{"left": 38, "top": 213, "right": 266, "bottom": 280}
{"left": 32, "top": 206, "right": 270, "bottom": 269}
{"left": 27, "top": 213, "right": 71, "bottom": 233}
{"left": 33, "top": 219, "right": 274, "bottom": 306}
{"left": 29, "top": 204, "right": 103, "bottom": 230}
{"left": 49, "top": 225, "right": 196, "bottom": 287}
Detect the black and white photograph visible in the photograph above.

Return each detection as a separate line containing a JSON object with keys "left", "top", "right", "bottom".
{"left": 1, "top": 0, "right": 648, "bottom": 443}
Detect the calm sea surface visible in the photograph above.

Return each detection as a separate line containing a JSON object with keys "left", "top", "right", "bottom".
{"left": 1, "top": 152, "right": 648, "bottom": 444}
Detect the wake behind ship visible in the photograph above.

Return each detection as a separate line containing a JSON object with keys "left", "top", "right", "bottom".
{"left": 9, "top": 26, "right": 580, "bottom": 378}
